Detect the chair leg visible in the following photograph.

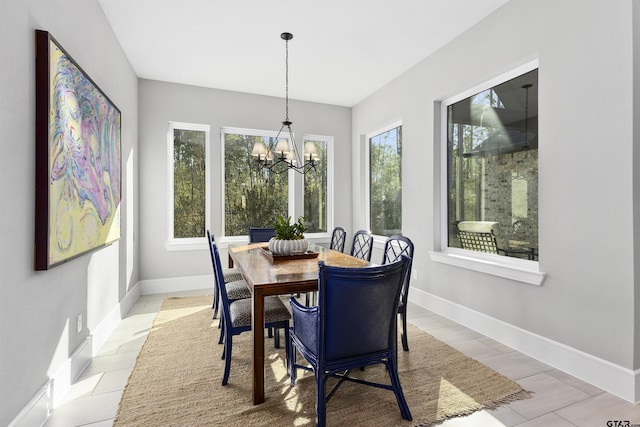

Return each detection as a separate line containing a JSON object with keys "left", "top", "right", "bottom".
{"left": 387, "top": 355, "right": 412, "bottom": 421}
{"left": 316, "top": 373, "right": 328, "bottom": 427}
{"left": 222, "top": 335, "right": 232, "bottom": 385}
{"left": 284, "top": 324, "right": 290, "bottom": 372}
{"left": 220, "top": 322, "right": 226, "bottom": 360}
{"left": 305, "top": 291, "right": 317, "bottom": 306}
{"left": 401, "top": 309, "right": 409, "bottom": 352}
{"left": 218, "top": 316, "right": 225, "bottom": 346}
{"left": 274, "top": 328, "right": 280, "bottom": 348}
{"left": 212, "top": 281, "right": 219, "bottom": 319}
{"left": 268, "top": 327, "right": 273, "bottom": 338}
{"left": 288, "top": 330, "right": 297, "bottom": 386}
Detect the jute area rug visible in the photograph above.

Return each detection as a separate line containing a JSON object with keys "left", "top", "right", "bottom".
{"left": 114, "top": 296, "right": 530, "bottom": 427}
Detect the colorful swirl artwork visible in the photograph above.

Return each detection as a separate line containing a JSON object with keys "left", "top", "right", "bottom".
{"left": 35, "top": 31, "right": 121, "bottom": 269}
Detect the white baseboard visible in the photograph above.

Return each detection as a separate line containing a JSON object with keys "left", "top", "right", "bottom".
{"left": 64, "top": 337, "right": 93, "bottom": 404}
{"left": 120, "top": 282, "right": 141, "bottom": 318}
{"left": 91, "top": 283, "right": 140, "bottom": 355}
{"left": 137, "top": 274, "right": 212, "bottom": 294}
{"left": 10, "top": 335, "right": 93, "bottom": 427}
{"left": 7, "top": 380, "right": 52, "bottom": 427}
{"left": 10, "top": 286, "right": 142, "bottom": 427}
{"left": 409, "top": 287, "right": 640, "bottom": 403}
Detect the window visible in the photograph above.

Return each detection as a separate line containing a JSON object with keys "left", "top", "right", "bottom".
{"left": 222, "top": 128, "right": 332, "bottom": 238}
{"left": 367, "top": 122, "right": 402, "bottom": 237}
{"left": 304, "top": 135, "right": 331, "bottom": 233}
{"left": 168, "top": 122, "right": 210, "bottom": 242}
{"left": 445, "top": 66, "right": 538, "bottom": 261}
{"left": 222, "top": 128, "right": 290, "bottom": 236}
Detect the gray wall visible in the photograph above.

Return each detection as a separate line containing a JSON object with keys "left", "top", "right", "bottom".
{"left": 0, "top": 0, "right": 139, "bottom": 424}
{"left": 3, "top": 0, "right": 639, "bottom": 423}
{"left": 353, "top": 0, "right": 637, "bottom": 369}
{"left": 138, "top": 80, "right": 352, "bottom": 281}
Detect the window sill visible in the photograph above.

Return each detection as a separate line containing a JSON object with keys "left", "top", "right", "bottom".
{"left": 429, "top": 250, "right": 546, "bottom": 286}
{"left": 166, "top": 239, "right": 207, "bottom": 252}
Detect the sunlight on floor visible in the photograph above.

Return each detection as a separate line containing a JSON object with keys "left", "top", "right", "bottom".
{"left": 152, "top": 304, "right": 209, "bottom": 327}
{"left": 293, "top": 416, "right": 313, "bottom": 426}
{"left": 269, "top": 353, "right": 287, "bottom": 382}
{"left": 437, "top": 378, "right": 507, "bottom": 426}
{"left": 437, "top": 378, "right": 480, "bottom": 418}
{"left": 58, "top": 373, "right": 102, "bottom": 405}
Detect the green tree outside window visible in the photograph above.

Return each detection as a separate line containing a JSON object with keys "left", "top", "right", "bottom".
{"left": 370, "top": 126, "right": 402, "bottom": 237}
{"left": 173, "top": 128, "right": 206, "bottom": 238}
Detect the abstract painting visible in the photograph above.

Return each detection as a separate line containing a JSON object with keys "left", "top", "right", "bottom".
{"left": 35, "top": 30, "right": 121, "bottom": 270}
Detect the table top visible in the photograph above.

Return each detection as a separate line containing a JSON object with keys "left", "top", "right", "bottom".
{"left": 229, "top": 242, "right": 371, "bottom": 294}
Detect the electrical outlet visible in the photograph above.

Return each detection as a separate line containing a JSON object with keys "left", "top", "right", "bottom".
{"left": 76, "top": 314, "right": 82, "bottom": 333}
{"left": 412, "top": 269, "right": 418, "bottom": 280}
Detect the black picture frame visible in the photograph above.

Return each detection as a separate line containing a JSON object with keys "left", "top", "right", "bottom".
{"left": 35, "top": 30, "right": 121, "bottom": 270}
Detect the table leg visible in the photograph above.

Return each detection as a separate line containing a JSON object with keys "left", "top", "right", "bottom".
{"left": 252, "top": 290, "right": 265, "bottom": 405}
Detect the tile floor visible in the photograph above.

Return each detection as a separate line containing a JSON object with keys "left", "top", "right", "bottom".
{"left": 43, "top": 290, "right": 640, "bottom": 427}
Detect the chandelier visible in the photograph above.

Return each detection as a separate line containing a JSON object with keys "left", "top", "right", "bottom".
{"left": 251, "top": 32, "right": 319, "bottom": 174}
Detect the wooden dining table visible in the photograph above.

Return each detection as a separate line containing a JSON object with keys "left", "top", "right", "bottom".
{"left": 228, "top": 242, "right": 371, "bottom": 405}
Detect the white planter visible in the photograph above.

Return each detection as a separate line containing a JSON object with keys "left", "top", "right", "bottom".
{"left": 268, "top": 238, "right": 308, "bottom": 255}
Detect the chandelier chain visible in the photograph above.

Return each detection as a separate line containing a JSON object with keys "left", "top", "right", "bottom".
{"left": 285, "top": 36, "right": 289, "bottom": 121}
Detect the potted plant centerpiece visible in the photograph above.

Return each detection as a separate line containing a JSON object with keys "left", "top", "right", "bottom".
{"left": 269, "top": 215, "right": 308, "bottom": 256}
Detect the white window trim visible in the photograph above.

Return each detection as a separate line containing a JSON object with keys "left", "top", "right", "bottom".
{"left": 364, "top": 120, "right": 403, "bottom": 242}
{"left": 220, "top": 126, "right": 295, "bottom": 239}
{"left": 166, "top": 121, "right": 211, "bottom": 251}
{"left": 302, "top": 134, "right": 333, "bottom": 239}
{"left": 432, "top": 59, "right": 546, "bottom": 286}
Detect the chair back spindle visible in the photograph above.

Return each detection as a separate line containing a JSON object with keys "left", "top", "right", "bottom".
{"left": 350, "top": 230, "right": 373, "bottom": 262}
{"left": 329, "top": 227, "right": 347, "bottom": 253}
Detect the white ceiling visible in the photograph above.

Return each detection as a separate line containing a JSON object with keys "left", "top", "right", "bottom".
{"left": 98, "top": 0, "right": 510, "bottom": 107}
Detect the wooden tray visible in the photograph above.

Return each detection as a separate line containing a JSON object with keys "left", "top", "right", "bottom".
{"left": 260, "top": 247, "right": 319, "bottom": 263}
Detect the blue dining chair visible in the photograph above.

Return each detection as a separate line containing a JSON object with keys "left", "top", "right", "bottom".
{"left": 248, "top": 226, "right": 276, "bottom": 243}
{"left": 350, "top": 229, "right": 373, "bottom": 262}
{"left": 329, "top": 226, "right": 347, "bottom": 253}
{"left": 211, "top": 240, "right": 291, "bottom": 385}
{"left": 206, "top": 230, "right": 248, "bottom": 320}
{"left": 381, "top": 235, "right": 415, "bottom": 351}
{"left": 207, "top": 231, "right": 254, "bottom": 348}
{"left": 287, "top": 258, "right": 412, "bottom": 426}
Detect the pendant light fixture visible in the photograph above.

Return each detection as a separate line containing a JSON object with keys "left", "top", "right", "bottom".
{"left": 251, "top": 32, "right": 319, "bottom": 174}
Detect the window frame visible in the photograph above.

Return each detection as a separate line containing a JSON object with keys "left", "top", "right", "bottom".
{"left": 302, "top": 134, "right": 334, "bottom": 239}
{"left": 166, "top": 121, "right": 211, "bottom": 251}
{"left": 431, "top": 60, "right": 546, "bottom": 285}
{"left": 365, "top": 120, "right": 403, "bottom": 242}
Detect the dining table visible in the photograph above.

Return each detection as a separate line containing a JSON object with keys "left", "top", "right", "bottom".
{"left": 227, "top": 242, "right": 372, "bottom": 405}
